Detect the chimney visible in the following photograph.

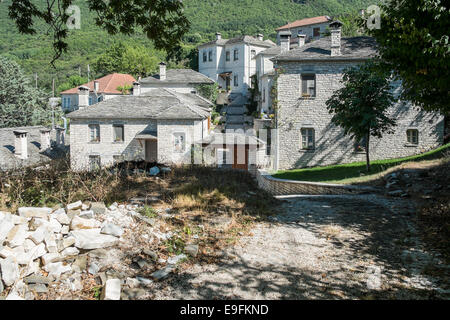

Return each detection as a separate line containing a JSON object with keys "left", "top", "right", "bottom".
{"left": 330, "top": 20, "right": 343, "bottom": 56}
{"left": 94, "top": 80, "right": 99, "bottom": 92}
{"left": 13, "top": 130, "right": 28, "bottom": 160}
{"left": 133, "top": 81, "right": 141, "bottom": 96}
{"left": 78, "top": 85, "right": 90, "bottom": 109}
{"left": 279, "top": 31, "right": 291, "bottom": 53}
{"left": 298, "top": 34, "right": 306, "bottom": 47}
{"left": 39, "top": 128, "right": 51, "bottom": 152}
{"left": 257, "top": 33, "right": 264, "bottom": 41}
{"left": 55, "top": 127, "right": 65, "bottom": 147}
{"left": 216, "top": 32, "right": 222, "bottom": 40}
{"left": 159, "top": 62, "right": 167, "bottom": 81}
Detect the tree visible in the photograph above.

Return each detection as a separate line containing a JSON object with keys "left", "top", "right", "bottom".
{"left": 365, "top": 0, "right": 450, "bottom": 113}
{"left": 116, "top": 84, "right": 133, "bottom": 95}
{"left": 325, "top": 60, "right": 396, "bottom": 172}
{"left": 57, "top": 75, "right": 88, "bottom": 93}
{"left": 93, "top": 42, "right": 160, "bottom": 78}
{"left": 195, "top": 83, "right": 219, "bottom": 103}
{"left": 0, "top": 56, "right": 55, "bottom": 128}
{"left": 7, "top": 0, "right": 190, "bottom": 64}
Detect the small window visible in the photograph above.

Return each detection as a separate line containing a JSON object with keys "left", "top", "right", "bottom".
{"left": 234, "top": 49, "right": 239, "bottom": 61}
{"left": 63, "top": 97, "right": 71, "bottom": 108}
{"left": 89, "top": 124, "right": 100, "bottom": 142}
{"left": 407, "top": 129, "right": 419, "bottom": 145}
{"left": 301, "top": 128, "right": 315, "bottom": 150}
{"left": 262, "top": 88, "right": 266, "bottom": 102}
{"left": 89, "top": 155, "right": 101, "bottom": 171}
{"left": 113, "top": 124, "right": 124, "bottom": 142}
{"left": 89, "top": 96, "right": 93, "bottom": 106}
{"left": 226, "top": 51, "right": 230, "bottom": 61}
{"left": 234, "top": 74, "right": 239, "bottom": 87}
{"left": 208, "top": 50, "right": 213, "bottom": 62}
{"left": 251, "top": 49, "right": 256, "bottom": 59}
{"left": 354, "top": 136, "right": 367, "bottom": 152}
{"left": 203, "top": 51, "right": 207, "bottom": 62}
{"left": 313, "top": 27, "right": 320, "bottom": 37}
{"left": 97, "top": 96, "right": 103, "bottom": 103}
{"left": 174, "top": 132, "right": 186, "bottom": 153}
{"left": 301, "top": 74, "right": 316, "bottom": 97}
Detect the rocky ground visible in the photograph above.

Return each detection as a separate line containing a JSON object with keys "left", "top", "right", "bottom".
{"left": 151, "top": 194, "right": 449, "bottom": 300}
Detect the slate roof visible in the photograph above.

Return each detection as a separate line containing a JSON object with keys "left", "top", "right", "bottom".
{"left": 66, "top": 89, "right": 212, "bottom": 120}
{"left": 256, "top": 46, "right": 283, "bottom": 57}
{"left": 140, "top": 69, "right": 214, "bottom": 85}
{"left": 0, "top": 126, "right": 68, "bottom": 171}
{"left": 276, "top": 16, "right": 332, "bottom": 31}
{"left": 198, "top": 35, "right": 276, "bottom": 49}
{"left": 61, "top": 73, "right": 136, "bottom": 95}
{"left": 272, "top": 36, "right": 378, "bottom": 62}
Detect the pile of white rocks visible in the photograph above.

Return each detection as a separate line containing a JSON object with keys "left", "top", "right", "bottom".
{"left": 0, "top": 200, "right": 126, "bottom": 300}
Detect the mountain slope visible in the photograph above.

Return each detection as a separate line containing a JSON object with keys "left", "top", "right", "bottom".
{"left": 0, "top": 0, "right": 375, "bottom": 90}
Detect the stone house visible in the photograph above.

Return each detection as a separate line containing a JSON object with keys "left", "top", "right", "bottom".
{"left": 0, "top": 126, "right": 67, "bottom": 171}
{"left": 60, "top": 73, "right": 136, "bottom": 112}
{"left": 66, "top": 88, "right": 213, "bottom": 171}
{"left": 198, "top": 34, "right": 276, "bottom": 95}
{"left": 138, "top": 63, "right": 215, "bottom": 94}
{"left": 269, "top": 21, "right": 445, "bottom": 171}
{"left": 276, "top": 15, "right": 332, "bottom": 48}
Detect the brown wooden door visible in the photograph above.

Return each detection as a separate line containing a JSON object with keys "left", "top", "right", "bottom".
{"left": 232, "top": 145, "right": 249, "bottom": 170}
{"left": 145, "top": 140, "right": 157, "bottom": 162}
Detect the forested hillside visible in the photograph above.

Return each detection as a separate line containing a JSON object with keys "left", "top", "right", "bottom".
{"left": 0, "top": 0, "right": 375, "bottom": 92}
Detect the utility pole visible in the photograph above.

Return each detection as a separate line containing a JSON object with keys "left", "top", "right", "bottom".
{"left": 87, "top": 64, "right": 90, "bottom": 83}
{"left": 52, "top": 78, "right": 55, "bottom": 129}
{"left": 35, "top": 73, "right": 38, "bottom": 88}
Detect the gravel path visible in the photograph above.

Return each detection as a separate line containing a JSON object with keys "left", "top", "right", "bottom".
{"left": 154, "top": 194, "right": 449, "bottom": 300}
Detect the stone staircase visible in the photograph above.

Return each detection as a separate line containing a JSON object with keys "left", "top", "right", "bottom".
{"left": 225, "top": 93, "right": 249, "bottom": 130}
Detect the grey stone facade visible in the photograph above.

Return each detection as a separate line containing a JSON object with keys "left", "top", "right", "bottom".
{"left": 274, "top": 61, "right": 444, "bottom": 170}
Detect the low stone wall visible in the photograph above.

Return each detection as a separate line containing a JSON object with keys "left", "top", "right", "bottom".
{"left": 256, "top": 170, "right": 377, "bottom": 195}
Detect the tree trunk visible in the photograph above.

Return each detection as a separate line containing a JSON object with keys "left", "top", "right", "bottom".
{"left": 366, "top": 129, "right": 371, "bottom": 172}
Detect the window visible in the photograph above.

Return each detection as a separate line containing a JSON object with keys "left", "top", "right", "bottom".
{"left": 89, "top": 96, "right": 93, "bottom": 106}
{"left": 208, "top": 50, "right": 213, "bottom": 62}
{"left": 203, "top": 51, "right": 207, "bottom": 62}
{"left": 234, "top": 49, "right": 239, "bottom": 61}
{"left": 301, "top": 128, "right": 315, "bottom": 150}
{"left": 313, "top": 27, "right": 320, "bottom": 37}
{"left": 89, "top": 155, "right": 101, "bottom": 171}
{"left": 301, "top": 74, "right": 316, "bottom": 97}
{"left": 226, "top": 51, "right": 230, "bottom": 61}
{"left": 354, "top": 136, "right": 367, "bottom": 152}
{"left": 251, "top": 49, "right": 256, "bottom": 59}
{"left": 263, "top": 88, "right": 266, "bottom": 102}
{"left": 173, "top": 132, "right": 186, "bottom": 153}
{"left": 234, "top": 74, "right": 239, "bottom": 87}
{"left": 97, "top": 96, "right": 103, "bottom": 103}
{"left": 63, "top": 97, "right": 71, "bottom": 109}
{"left": 113, "top": 124, "right": 124, "bottom": 142}
{"left": 407, "top": 129, "right": 419, "bottom": 145}
{"left": 89, "top": 124, "right": 100, "bottom": 142}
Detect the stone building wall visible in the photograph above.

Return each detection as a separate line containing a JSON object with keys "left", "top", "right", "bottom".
{"left": 274, "top": 61, "right": 445, "bottom": 170}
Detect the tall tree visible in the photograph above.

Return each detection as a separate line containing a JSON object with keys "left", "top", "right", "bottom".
{"left": 93, "top": 42, "right": 160, "bottom": 78}
{"left": 326, "top": 60, "right": 396, "bottom": 172}
{"left": 7, "top": 0, "right": 190, "bottom": 64}
{"left": 365, "top": 0, "right": 450, "bottom": 113}
{"left": 57, "top": 75, "right": 88, "bottom": 93}
{"left": 0, "top": 56, "right": 55, "bottom": 128}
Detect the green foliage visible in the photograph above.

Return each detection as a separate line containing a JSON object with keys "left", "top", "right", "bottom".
{"left": 325, "top": 59, "right": 396, "bottom": 171}
{"left": 139, "top": 206, "right": 158, "bottom": 219}
{"left": 247, "top": 74, "right": 259, "bottom": 115}
{"left": 7, "top": 0, "right": 189, "bottom": 64}
{"left": 57, "top": 75, "right": 87, "bottom": 93}
{"left": 366, "top": 0, "right": 450, "bottom": 113}
{"left": 195, "top": 83, "right": 219, "bottom": 103}
{"left": 116, "top": 84, "right": 133, "bottom": 95}
{"left": 93, "top": 42, "right": 160, "bottom": 78}
{"left": 0, "top": 55, "right": 54, "bottom": 128}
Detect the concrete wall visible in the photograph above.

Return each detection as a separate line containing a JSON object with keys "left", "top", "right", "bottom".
{"left": 256, "top": 170, "right": 376, "bottom": 195}
{"left": 274, "top": 60, "right": 445, "bottom": 170}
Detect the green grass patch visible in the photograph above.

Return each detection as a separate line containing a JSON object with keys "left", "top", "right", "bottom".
{"left": 273, "top": 143, "right": 450, "bottom": 184}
